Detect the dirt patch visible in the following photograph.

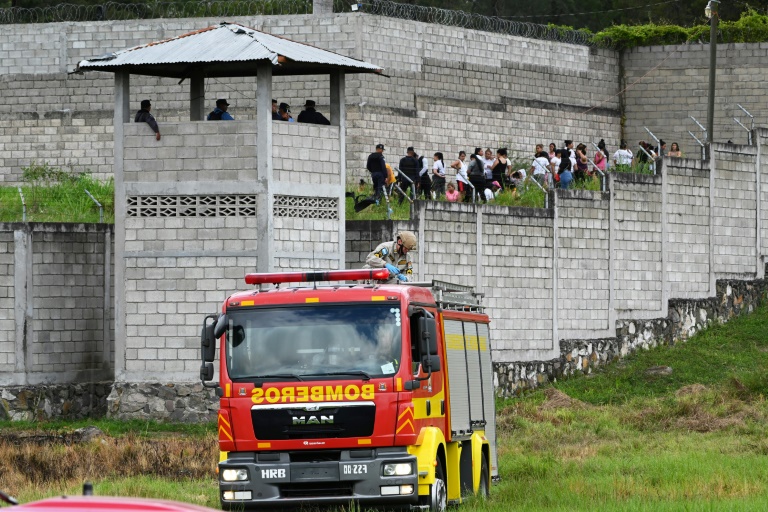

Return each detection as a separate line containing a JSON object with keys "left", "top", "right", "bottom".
{"left": 673, "top": 411, "right": 745, "bottom": 433}
{"left": 540, "top": 388, "right": 587, "bottom": 411}
{"left": 675, "top": 384, "right": 708, "bottom": 397}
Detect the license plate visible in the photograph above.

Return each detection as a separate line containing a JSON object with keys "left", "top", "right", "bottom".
{"left": 341, "top": 463, "right": 368, "bottom": 476}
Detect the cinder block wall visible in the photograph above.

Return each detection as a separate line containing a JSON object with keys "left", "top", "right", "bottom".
{"left": 0, "top": 13, "right": 620, "bottom": 185}
{"left": 556, "top": 191, "right": 611, "bottom": 340}
{"left": 712, "top": 144, "right": 759, "bottom": 278}
{"left": 665, "top": 158, "right": 711, "bottom": 298}
{"left": 0, "top": 223, "right": 113, "bottom": 386}
{"left": 0, "top": 231, "right": 15, "bottom": 372}
{"left": 347, "top": 137, "right": 767, "bottom": 367}
{"left": 623, "top": 43, "right": 768, "bottom": 153}
{"left": 611, "top": 174, "right": 664, "bottom": 318}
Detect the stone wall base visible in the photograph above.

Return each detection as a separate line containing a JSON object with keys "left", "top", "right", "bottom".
{"left": 493, "top": 277, "right": 768, "bottom": 397}
{"left": 0, "top": 382, "right": 112, "bottom": 420}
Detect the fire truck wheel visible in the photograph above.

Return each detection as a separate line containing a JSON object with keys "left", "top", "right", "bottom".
{"left": 479, "top": 454, "right": 490, "bottom": 498}
{"left": 421, "top": 461, "right": 447, "bottom": 512}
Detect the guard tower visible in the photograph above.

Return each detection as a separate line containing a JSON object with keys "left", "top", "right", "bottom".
{"left": 75, "top": 23, "right": 382, "bottom": 385}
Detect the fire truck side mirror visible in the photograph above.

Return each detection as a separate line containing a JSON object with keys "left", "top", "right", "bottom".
{"left": 201, "top": 315, "right": 218, "bottom": 364}
{"left": 200, "top": 362, "right": 214, "bottom": 382}
{"left": 418, "top": 316, "right": 438, "bottom": 356}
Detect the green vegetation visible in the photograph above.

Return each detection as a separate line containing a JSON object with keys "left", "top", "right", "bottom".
{"left": 0, "top": 162, "right": 114, "bottom": 224}
{"left": 594, "top": 9, "right": 768, "bottom": 49}
{"left": 4, "top": 306, "right": 768, "bottom": 510}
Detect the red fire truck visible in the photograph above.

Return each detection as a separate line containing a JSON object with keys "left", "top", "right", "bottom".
{"left": 200, "top": 269, "right": 498, "bottom": 510}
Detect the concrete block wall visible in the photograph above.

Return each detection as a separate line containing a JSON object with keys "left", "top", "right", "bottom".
{"left": 0, "top": 224, "right": 113, "bottom": 386}
{"left": 419, "top": 201, "right": 478, "bottom": 289}
{"left": 712, "top": 144, "right": 758, "bottom": 278}
{"left": 611, "top": 174, "right": 663, "bottom": 316}
{"left": 760, "top": 129, "right": 768, "bottom": 266}
{"left": 0, "top": 231, "right": 14, "bottom": 372}
{"left": 556, "top": 190, "right": 611, "bottom": 339}
{"left": 482, "top": 207, "right": 554, "bottom": 361}
{"left": 123, "top": 122, "right": 258, "bottom": 183}
{"left": 665, "top": 158, "right": 711, "bottom": 298}
{"left": 0, "top": 13, "right": 621, "bottom": 187}
{"left": 31, "top": 230, "right": 113, "bottom": 377}
{"left": 623, "top": 43, "right": 768, "bottom": 153}
{"left": 273, "top": 217, "right": 339, "bottom": 270}
{"left": 272, "top": 122, "right": 340, "bottom": 185}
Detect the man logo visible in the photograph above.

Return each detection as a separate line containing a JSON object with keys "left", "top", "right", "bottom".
{"left": 292, "top": 415, "right": 334, "bottom": 425}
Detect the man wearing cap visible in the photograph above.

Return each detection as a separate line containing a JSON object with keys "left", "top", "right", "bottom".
{"left": 297, "top": 100, "right": 330, "bottom": 125}
{"left": 366, "top": 143, "right": 387, "bottom": 203}
{"left": 363, "top": 230, "right": 418, "bottom": 283}
{"left": 134, "top": 99, "right": 161, "bottom": 141}
{"left": 207, "top": 99, "right": 234, "bottom": 121}
{"left": 278, "top": 102, "right": 294, "bottom": 122}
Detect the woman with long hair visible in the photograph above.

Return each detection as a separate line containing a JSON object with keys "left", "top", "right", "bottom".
{"left": 558, "top": 154, "right": 574, "bottom": 190}
{"left": 491, "top": 148, "right": 511, "bottom": 190}
{"left": 575, "top": 143, "right": 589, "bottom": 181}
{"left": 595, "top": 139, "right": 609, "bottom": 172}
{"left": 668, "top": 142, "right": 683, "bottom": 157}
{"left": 431, "top": 152, "right": 446, "bottom": 198}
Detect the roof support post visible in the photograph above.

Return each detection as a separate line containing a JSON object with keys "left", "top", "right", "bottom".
{"left": 190, "top": 71, "right": 205, "bottom": 121}
{"left": 256, "top": 61, "right": 274, "bottom": 272}
{"left": 113, "top": 70, "right": 129, "bottom": 381}
{"left": 331, "top": 70, "right": 346, "bottom": 270}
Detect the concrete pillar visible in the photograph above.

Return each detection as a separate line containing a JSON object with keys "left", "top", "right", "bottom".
{"left": 331, "top": 71, "right": 346, "bottom": 269}
{"left": 13, "top": 228, "right": 32, "bottom": 384}
{"left": 102, "top": 226, "right": 112, "bottom": 373}
{"left": 113, "top": 71, "right": 129, "bottom": 381}
{"left": 313, "top": 0, "right": 333, "bottom": 15}
{"left": 756, "top": 131, "right": 764, "bottom": 279}
{"left": 190, "top": 72, "right": 205, "bottom": 121}
{"left": 256, "top": 61, "right": 274, "bottom": 272}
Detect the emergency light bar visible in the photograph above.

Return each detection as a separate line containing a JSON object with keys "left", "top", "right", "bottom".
{"left": 244, "top": 268, "right": 390, "bottom": 285}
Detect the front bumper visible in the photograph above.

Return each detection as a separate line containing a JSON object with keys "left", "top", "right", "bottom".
{"left": 220, "top": 447, "right": 419, "bottom": 509}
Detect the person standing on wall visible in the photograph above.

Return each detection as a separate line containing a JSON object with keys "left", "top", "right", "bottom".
{"left": 134, "top": 99, "right": 161, "bottom": 140}
{"left": 207, "top": 99, "right": 234, "bottom": 121}
{"left": 431, "top": 152, "right": 447, "bottom": 198}
{"left": 297, "top": 100, "right": 331, "bottom": 125}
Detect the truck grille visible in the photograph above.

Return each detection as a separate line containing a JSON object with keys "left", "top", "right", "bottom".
{"left": 251, "top": 403, "right": 375, "bottom": 440}
{"left": 280, "top": 482, "right": 354, "bottom": 498}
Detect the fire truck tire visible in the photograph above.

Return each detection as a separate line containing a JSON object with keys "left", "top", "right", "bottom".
{"left": 421, "top": 461, "right": 447, "bottom": 512}
{"left": 479, "top": 454, "right": 490, "bottom": 498}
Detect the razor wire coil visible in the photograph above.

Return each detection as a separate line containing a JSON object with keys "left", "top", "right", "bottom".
{"left": 0, "top": 0, "right": 613, "bottom": 48}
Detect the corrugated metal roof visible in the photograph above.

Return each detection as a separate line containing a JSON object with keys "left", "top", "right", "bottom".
{"left": 76, "top": 22, "right": 382, "bottom": 76}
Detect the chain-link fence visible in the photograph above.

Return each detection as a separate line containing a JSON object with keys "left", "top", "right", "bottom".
{"left": 0, "top": 0, "right": 608, "bottom": 48}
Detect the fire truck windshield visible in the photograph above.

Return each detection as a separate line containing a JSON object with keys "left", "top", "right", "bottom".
{"left": 225, "top": 304, "right": 403, "bottom": 381}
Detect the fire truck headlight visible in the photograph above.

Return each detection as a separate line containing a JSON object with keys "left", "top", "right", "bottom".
{"left": 221, "top": 469, "right": 249, "bottom": 482}
{"left": 383, "top": 463, "right": 413, "bottom": 476}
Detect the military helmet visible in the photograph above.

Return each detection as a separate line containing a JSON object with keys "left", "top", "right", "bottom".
{"left": 397, "top": 230, "right": 418, "bottom": 251}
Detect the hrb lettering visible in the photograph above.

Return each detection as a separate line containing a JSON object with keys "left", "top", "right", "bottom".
{"left": 261, "top": 469, "right": 286, "bottom": 479}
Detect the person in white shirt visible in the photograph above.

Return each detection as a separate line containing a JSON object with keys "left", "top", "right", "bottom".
{"left": 530, "top": 151, "right": 549, "bottom": 185}
{"left": 613, "top": 141, "right": 634, "bottom": 168}
{"left": 549, "top": 150, "right": 562, "bottom": 188}
{"left": 483, "top": 148, "right": 494, "bottom": 185}
{"left": 450, "top": 151, "right": 470, "bottom": 201}
{"left": 484, "top": 181, "right": 501, "bottom": 201}
{"left": 431, "top": 152, "right": 447, "bottom": 198}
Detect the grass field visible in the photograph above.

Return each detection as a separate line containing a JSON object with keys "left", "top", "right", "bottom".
{"left": 2, "top": 306, "right": 767, "bottom": 510}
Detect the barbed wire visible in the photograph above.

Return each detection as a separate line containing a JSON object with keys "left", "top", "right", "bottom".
{"left": 0, "top": 0, "right": 313, "bottom": 24}
{"left": 0, "top": 0, "right": 609, "bottom": 47}
{"left": 342, "top": 0, "right": 609, "bottom": 48}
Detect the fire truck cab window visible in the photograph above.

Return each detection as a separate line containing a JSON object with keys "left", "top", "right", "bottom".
{"left": 226, "top": 304, "right": 403, "bottom": 380}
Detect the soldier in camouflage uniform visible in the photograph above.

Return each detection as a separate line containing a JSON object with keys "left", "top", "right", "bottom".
{"left": 364, "top": 231, "right": 418, "bottom": 283}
